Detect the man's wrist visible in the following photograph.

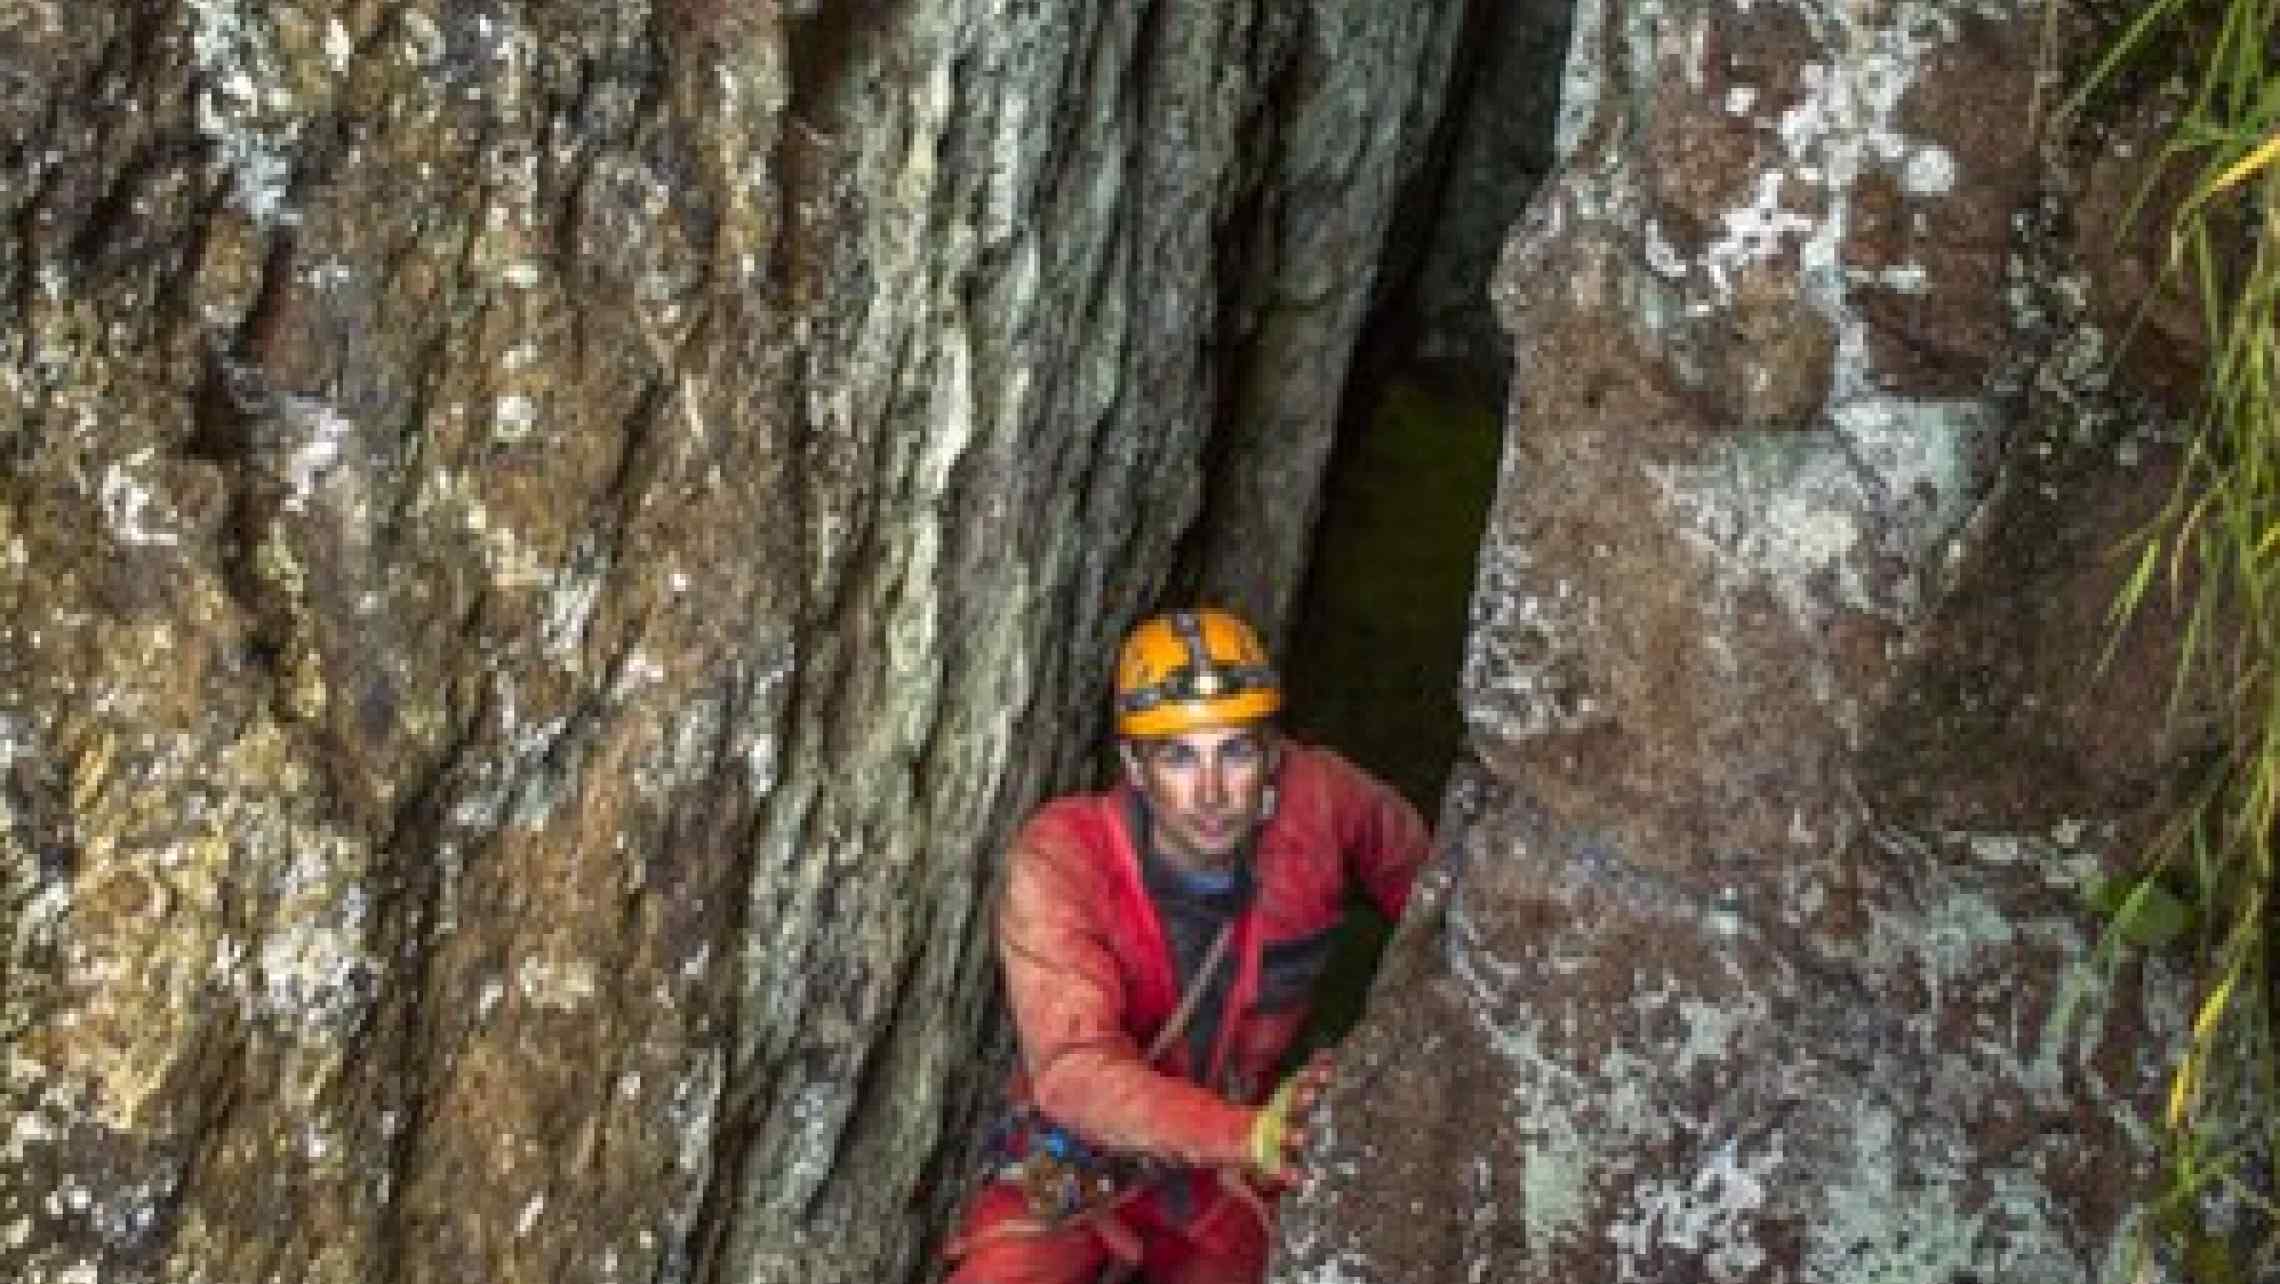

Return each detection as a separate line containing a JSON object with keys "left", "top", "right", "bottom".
{"left": 1244, "top": 1082, "right": 1295, "bottom": 1176}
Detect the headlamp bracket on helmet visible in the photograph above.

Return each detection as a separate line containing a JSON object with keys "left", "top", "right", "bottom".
{"left": 1114, "top": 663, "right": 1279, "bottom": 714}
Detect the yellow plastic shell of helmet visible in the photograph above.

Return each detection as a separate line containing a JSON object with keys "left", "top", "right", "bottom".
{"left": 1113, "top": 607, "right": 1282, "bottom": 738}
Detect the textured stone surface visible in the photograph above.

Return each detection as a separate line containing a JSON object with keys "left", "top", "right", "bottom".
{"left": 0, "top": 3, "right": 1461, "bottom": 1282}
{"left": 1272, "top": 0, "right": 2209, "bottom": 1280}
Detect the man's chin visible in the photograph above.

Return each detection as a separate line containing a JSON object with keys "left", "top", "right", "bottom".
{"left": 1183, "top": 824, "right": 1246, "bottom": 862}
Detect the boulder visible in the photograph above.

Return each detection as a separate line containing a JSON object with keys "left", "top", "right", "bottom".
{"left": 1274, "top": 0, "right": 2209, "bottom": 1279}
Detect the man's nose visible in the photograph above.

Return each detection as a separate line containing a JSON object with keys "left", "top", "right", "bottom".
{"left": 1198, "top": 758, "right": 1229, "bottom": 806}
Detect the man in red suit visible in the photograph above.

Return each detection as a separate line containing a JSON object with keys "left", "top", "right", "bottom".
{"left": 945, "top": 607, "right": 1431, "bottom": 1284}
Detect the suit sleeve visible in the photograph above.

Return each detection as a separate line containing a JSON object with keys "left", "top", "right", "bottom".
{"left": 1320, "top": 749, "right": 1432, "bottom": 919}
{"left": 996, "top": 816, "right": 1256, "bottom": 1168}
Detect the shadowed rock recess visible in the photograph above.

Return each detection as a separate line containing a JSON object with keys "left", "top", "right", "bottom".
{"left": 0, "top": 2, "right": 1464, "bottom": 1282}
{"left": 1273, "top": 0, "right": 2220, "bottom": 1282}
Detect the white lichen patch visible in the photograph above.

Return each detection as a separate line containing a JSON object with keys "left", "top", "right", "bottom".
{"left": 1645, "top": 394, "right": 1990, "bottom": 628}
{"left": 96, "top": 450, "right": 181, "bottom": 548}
{"left": 493, "top": 393, "right": 539, "bottom": 441}
{"left": 1702, "top": 170, "right": 1817, "bottom": 299}
{"left": 1554, "top": 0, "right": 1613, "bottom": 160}
{"left": 1901, "top": 144, "right": 1958, "bottom": 196}
{"left": 1872, "top": 261, "right": 1930, "bottom": 293}
{"left": 541, "top": 544, "right": 606, "bottom": 660}
{"left": 671, "top": 1049, "right": 722, "bottom": 1177}
{"left": 1448, "top": 945, "right": 1627, "bottom": 1275}
{"left": 1806, "top": 1104, "right": 1985, "bottom": 1280}
{"left": 276, "top": 396, "right": 354, "bottom": 512}
{"left": 1561, "top": 0, "right": 2014, "bottom": 405}
{"left": 738, "top": 637, "right": 797, "bottom": 798}
{"left": 766, "top": 1079, "right": 856, "bottom": 1218}
{"left": 1460, "top": 536, "right": 1608, "bottom": 743}
{"left": 1609, "top": 1133, "right": 1782, "bottom": 1282}
{"left": 1427, "top": 788, "right": 2162, "bottom": 1284}
{"left": 612, "top": 649, "right": 668, "bottom": 698}
{"left": 5, "top": 703, "right": 382, "bottom": 1279}
{"left": 186, "top": 1, "right": 308, "bottom": 228}
{"left": 1863, "top": 877, "right": 2017, "bottom": 1021}
{"left": 399, "top": 8, "right": 445, "bottom": 65}
{"left": 250, "top": 834, "right": 377, "bottom": 1037}
{"left": 417, "top": 472, "right": 549, "bottom": 589}
{"left": 22, "top": 773, "right": 235, "bottom": 1134}
{"left": 515, "top": 955, "right": 598, "bottom": 1012}
{"left": 1672, "top": 993, "right": 1762, "bottom": 1079}
{"left": 628, "top": 691, "right": 722, "bottom": 803}
{"left": 1284, "top": 1250, "right": 1392, "bottom": 1284}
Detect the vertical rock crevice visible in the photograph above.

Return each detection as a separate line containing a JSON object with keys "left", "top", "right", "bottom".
{"left": 1177, "top": 0, "right": 1473, "bottom": 635}
{"left": 1266, "top": 0, "right": 1574, "bottom": 822}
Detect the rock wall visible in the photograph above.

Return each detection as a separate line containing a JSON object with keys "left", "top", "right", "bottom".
{"left": 1274, "top": 0, "right": 2211, "bottom": 1280}
{"left": 0, "top": 3, "right": 1462, "bottom": 1282}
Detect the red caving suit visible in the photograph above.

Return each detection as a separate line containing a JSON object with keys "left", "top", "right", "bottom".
{"left": 945, "top": 742, "right": 1429, "bottom": 1284}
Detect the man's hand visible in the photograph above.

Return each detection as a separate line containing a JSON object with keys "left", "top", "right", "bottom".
{"left": 1244, "top": 1051, "right": 1336, "bottom": 1185}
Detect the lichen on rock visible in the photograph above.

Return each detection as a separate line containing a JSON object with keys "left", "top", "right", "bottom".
{"left": 1272, "top": 0, "right": 2213, "bottom": 1281}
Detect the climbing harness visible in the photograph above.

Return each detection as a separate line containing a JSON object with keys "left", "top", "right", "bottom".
{"left": 946, "top": 919, "right": 1238, "bottom": 1261}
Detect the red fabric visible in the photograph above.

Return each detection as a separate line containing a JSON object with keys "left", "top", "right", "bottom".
{"left": 945, "top": 742, "right": 1429, "bottom": 1281}
{"left": 942, "top": 1178, "right": 1270, "bottom": 1284}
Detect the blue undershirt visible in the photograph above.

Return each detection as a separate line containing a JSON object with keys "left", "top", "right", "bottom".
{"left": 1168, "top": 864, "right": 1238, "bottom": 896}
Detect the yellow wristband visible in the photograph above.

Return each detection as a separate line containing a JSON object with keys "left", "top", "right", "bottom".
{"left": 1247, "top": 1078, "right": 1297, "bottom": 1175}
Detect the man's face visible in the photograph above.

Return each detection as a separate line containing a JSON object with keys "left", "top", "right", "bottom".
{"left": 1122, "top": 725, "right": 1276, "bottom": 869}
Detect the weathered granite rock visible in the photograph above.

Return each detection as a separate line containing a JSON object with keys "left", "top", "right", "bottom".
{"left": 1273, "top": 0, "right": 2212, "bottom": 1281}
{"left": 0, "top": 3, "right": 1461, "bottom": 1282}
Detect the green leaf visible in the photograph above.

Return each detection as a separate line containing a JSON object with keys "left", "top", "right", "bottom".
{"left": 2085, "top": 875, "right": 2197, "bottom": 948}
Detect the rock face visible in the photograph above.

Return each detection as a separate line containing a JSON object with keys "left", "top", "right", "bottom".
{"left": 0, "top": 3, "right": 1461, "bottom": 1282}
{"left": 1273, "top": 0, "right": 2209, "bottom": 1281}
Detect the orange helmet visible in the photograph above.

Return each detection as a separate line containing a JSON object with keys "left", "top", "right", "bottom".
{"left": 1113, "top": 608, "right": 1282, "bottom": 738}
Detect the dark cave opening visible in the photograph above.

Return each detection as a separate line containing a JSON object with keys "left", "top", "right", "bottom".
{"left": 1279, "top": 0, "right": 1573, "bottom": 816}
{"left": 1272, "top": 375, "right": 1504, "bottom": 1056}
{"left": 1270, "top": 0, "right": 1575, "bottom": 1050}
